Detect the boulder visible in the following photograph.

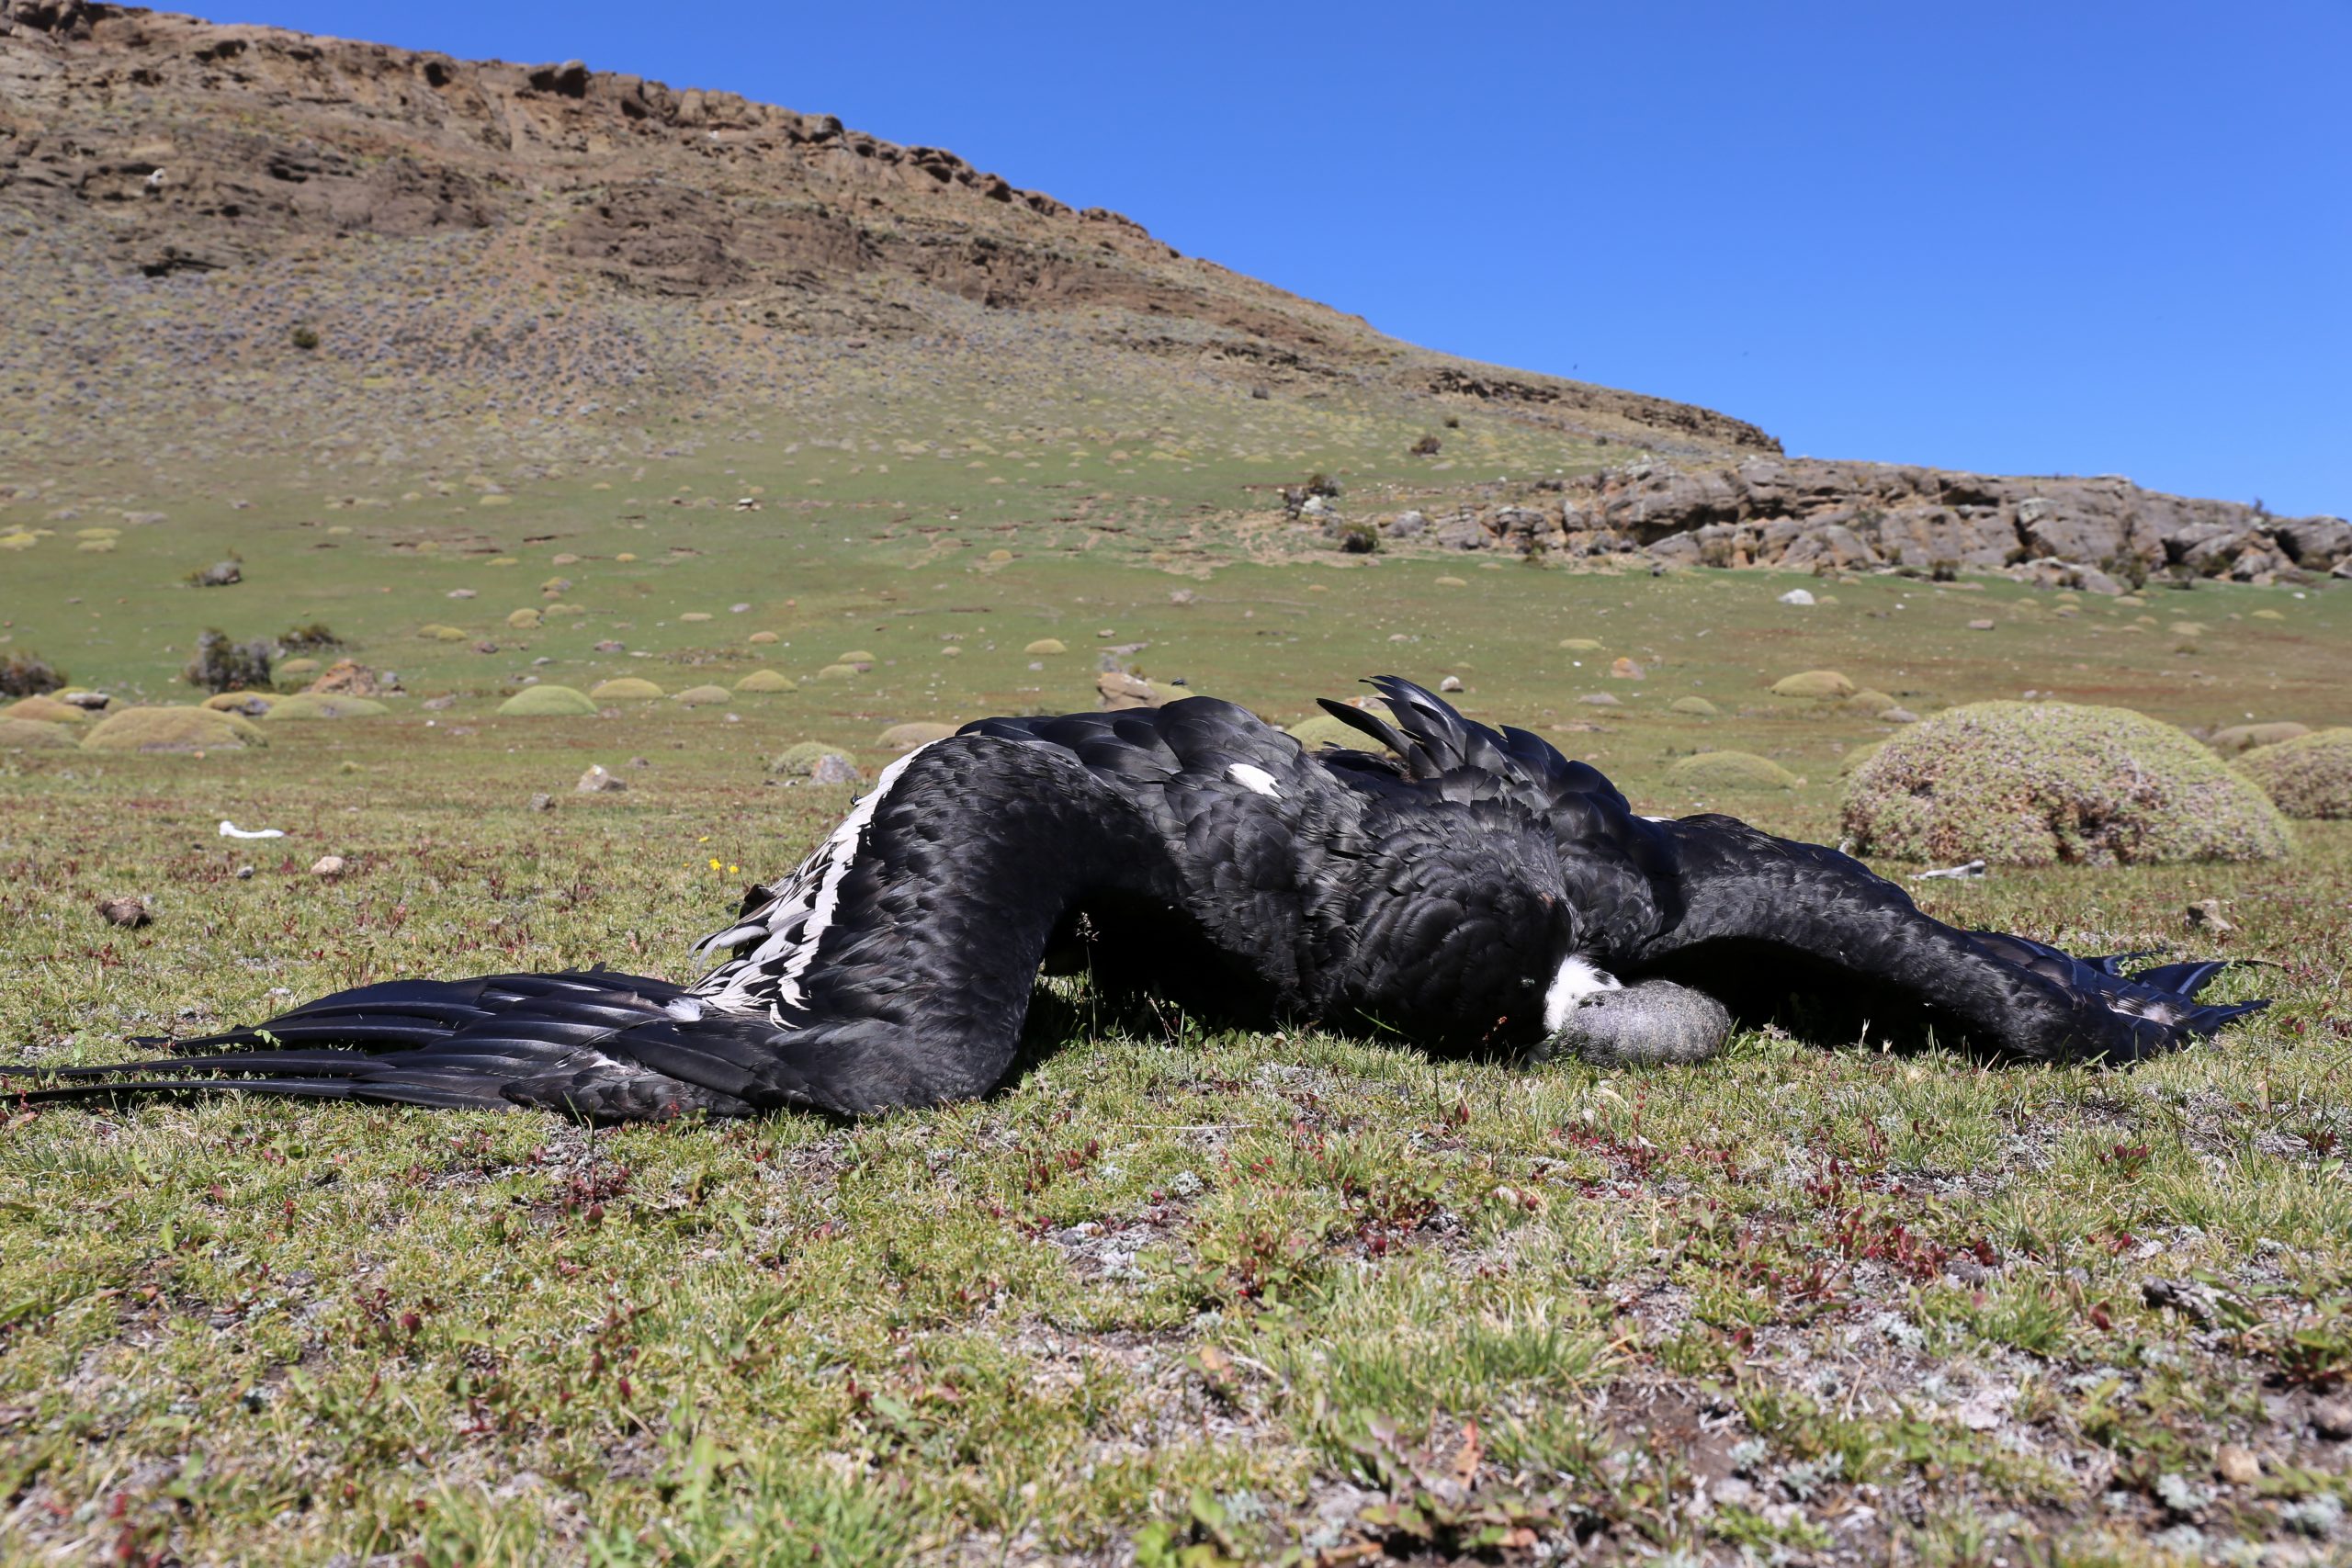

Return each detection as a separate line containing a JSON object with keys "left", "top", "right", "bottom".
{"left": 1841, "top": 701, "right": 2289, "bottom": 865}
{"left": 576, "top": 764, "right": 626, "bottom": 793}
{"left": 1096, "top": 671, "right": 1166, "bottom": 710}
{"left": 809, "top": 753, "right": 861, "bottom": 785}
{"left": 305, "top": 659, "right": 393, "bottom": 696}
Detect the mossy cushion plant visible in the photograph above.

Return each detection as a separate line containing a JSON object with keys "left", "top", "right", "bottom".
{"left": 2236, "top": 728, "right": 2352, "bottom": 818}
{"left": 1841, "top": 700, "right": 2290, "bottom": 864}
{"left": 259, "top": 694, "right": 389, "bottom": 721}
{"left": 81, "top": 706, "right": 267, "bottom": 751}
{"left": 495, "top": 684, "right": 600, "bottom": 717}
{"left": 1664, "top": 750, "right": 1801, "bottom": 793}
{"left": 1770, "top": 670, "right": 1856, "bottom": 700}
{"left": 733, "top": 670, "right": 797, "bottom": 694}
{"left": 589, "top": 677, "right": 664, "bottom": 701}
{"left": 2209, "top": 720, "right": 2310, "bottom": 757}
{"left": 878, "top": 721, "right": 957, "bottom": 750}
{"left": 673, "top": 684, "right": 732, "bottom": 707}
{"left": 2, "top": 695, "right": 91, "bottom": 725}
{"left": 767, "top": 741, "right": 856, "bottom": 775}
{"left": 0, "top": 716, "right": 78, "bottom": 749}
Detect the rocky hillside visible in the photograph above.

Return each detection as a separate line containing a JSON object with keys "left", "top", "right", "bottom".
{"left": 1361, "top": 457, "right": 2351, "bottom": 589}
{"left": 0, "top": 0, "right": 1773, "bottom": 488}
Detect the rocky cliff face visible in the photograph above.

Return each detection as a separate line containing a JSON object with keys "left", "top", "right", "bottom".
{"left": 1378, "top": 457, "right": 2350, "bottom": 589}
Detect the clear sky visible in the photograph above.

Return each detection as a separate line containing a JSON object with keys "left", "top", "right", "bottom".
{"left": 210, "top": 1, "right": 2349, "bottom": 516}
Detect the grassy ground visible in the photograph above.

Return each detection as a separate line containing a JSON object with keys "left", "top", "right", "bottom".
{"left": 4, "top": 450, "right": 2351, "bottom": 1563}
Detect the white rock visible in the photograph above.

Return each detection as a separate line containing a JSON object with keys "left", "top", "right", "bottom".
{"left": 1779, "top": 588, "right": 1816, "bottom": 606}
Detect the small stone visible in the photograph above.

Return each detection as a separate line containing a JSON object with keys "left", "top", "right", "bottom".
{"left": 1968, "top": 618, "right": 1996, "bottom": 630}
{"left": 808, "top": 752, "right": 861, "bottom": 785}
{"left": 2214, "top": 1445, "right": 2261, "bottom": 1485}
{"left": 526, "top": 793, "right": 554, "bottom": 812}
{"left": 594, "top": 639, "right": 626, "bottom": 653}
{"left": 447, "top": 588, "right": 477, "bottom": 600}
{"left": 1610, "top": 657, "right": 1645, "bottom": 680}
{"left": 96, "top": 896, "right": 151, "bottom": 928}
{"left": 310, "top": 855, "right": 347, "bottom": 877}
{"left": 1778, "top": 588, "right": 1815, "bottom": 605}
{"left": 234, "top": 864, "right": 254, "bottom": 880}
{"left": 2186, "top": 898, "right": 2234, "bottom": 934}
{"left": 1579, "top": 692, "right": 1622, "bottom": 707}
{"left": 2311, "top": 1397, "right": 2352, "bottom": 1439}
{"left": 1881, "top": 706, "right": 1919, "bottom": 723}
{"left": 1439, "top": 675, "right": 1464, "bottom": 693}
{"left": 422, "top": 694, "right": 457, "bottom": 712}
{"left": 575, "top": 765, "right": 626, "bottom": 794}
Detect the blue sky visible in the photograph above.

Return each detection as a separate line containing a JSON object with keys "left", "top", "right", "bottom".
{"left": 217, "top": 2, "right": 2348, "bottom": 515}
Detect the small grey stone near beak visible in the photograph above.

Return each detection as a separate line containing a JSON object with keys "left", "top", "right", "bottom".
{"left": 1531, "top": 978, "right": 1735, "bottom": 1068}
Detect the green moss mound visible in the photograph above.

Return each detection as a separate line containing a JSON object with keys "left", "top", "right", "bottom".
{"left": 1845, "top": 688, "right": 1899, "bottom": 714}
{"left": 1839, "top": 740, "right": 1886, "bottom": 776}
{"left": 83, "top": 706, "right": 267, "bottom": 752}
{"left": 496, "top": 685, "right": 600, "bottom": 717}
{"left": 877, "top": 721, "right": 957, "bottom": 750}
{"left": 4, "top": 695, "right": 91, "bottom": 724}
{"left": 260, "top": 693, "right": 390, "bottom": 722}
{"left": 1665, "top": 750, "right": 1801, "bottom": 793}
{"left": 276, "top": 658, "right": 321, "bottom": 681}
{"left": 2209, "top": 721, "right": 2310, "bottom": 758}
{"left": 733, "top": 670, "right": 798, "bottom": 694}
{"left": 1770, "top": 670, "right": 1857, "bottom": 701}
{"left": 1841, "top": 701, "right": 2290, "bottom": 865}
{"left": 768, "top": 742, "right": 856, "bottom": 776}
{"left": 2236, "top": 728, "right": 2352, "bottom": 819}
{"left": 505, "top": 608, "right": 543, "bottom": 630}
{"left": 202, "top": 691, "right": 277, "bottom": 716}
{"left": 1668, "top": 696, "right": 1718, "bottom": 717}
{"left": 1287, "top": 713, "right": 1369, "bottom": 750}
{"left": 1023, "top": 638, "right": 1068, "bottom": 656}
{"left": 835, "top": 649, "right": 877, "bottom": 666}
{"left": 0, "top": 716, "right": 77, "bottom": 749}
{"left": 673, "top": 685, "right": 733, "bottom": 707}
{"left": 417, "top": 624, "right": 469, "bottom": 642}
{"left": 816, "top": 663, "right": 860, "bottom": 681}
{"left": 1556, "top": 637, "right": 1604, "bottom": 652}
{"left": 588, "top": 678, "right": 665, "bottom": 701}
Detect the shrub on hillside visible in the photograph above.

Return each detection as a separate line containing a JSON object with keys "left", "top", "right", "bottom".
{"left": 1841, "top": 701, "right": 2289, "bottom": 865}
{"left": 2236, "top": 728, "right": 2352, "bottom": 819}
{"left": 278, "top": 621, "right": 345, "bottom": 653}
{"left": 182, "top": 629, "right": 276, "bottom": 694}
{"left": 0, "top": 649, "right": 66, "bottom": 697}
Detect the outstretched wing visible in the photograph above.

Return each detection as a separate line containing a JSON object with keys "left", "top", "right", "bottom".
{"left": 1628, "top": 814, "right": 2264, "bottom": 1062}
{"left": 6, "top": 972, "right": 782, "bottom": 1120}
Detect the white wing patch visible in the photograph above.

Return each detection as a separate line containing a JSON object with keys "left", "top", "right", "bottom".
{"left": 1543, "top": 953, "right": 1623, "bottom": 1033}
{"left": 1227, "top": 762, "right": 1283, "bottom": 799}
{"left": 690, "top": 741, "right": 937, "bottom": 1021}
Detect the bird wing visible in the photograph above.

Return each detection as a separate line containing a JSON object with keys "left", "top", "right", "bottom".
{"left": 1627, "top": 813, "right": 2264, "bottom": 1062}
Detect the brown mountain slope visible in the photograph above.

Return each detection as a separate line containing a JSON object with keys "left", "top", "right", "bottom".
{"left": 0, "top": 0, "right": 1776, "bottom": 493}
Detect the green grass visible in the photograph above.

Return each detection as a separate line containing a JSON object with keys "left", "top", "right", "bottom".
{"left": 3, "top": 446, "right": 2350, "bottom": 1562}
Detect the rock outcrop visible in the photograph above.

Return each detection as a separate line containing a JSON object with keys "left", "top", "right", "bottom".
{"left": 1394, "top": 457, "right": 2349, "bottom": 588}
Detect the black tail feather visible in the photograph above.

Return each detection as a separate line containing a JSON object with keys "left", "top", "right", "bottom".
{"left": 1, "top": 971, "right": 777, "bottom": 1122}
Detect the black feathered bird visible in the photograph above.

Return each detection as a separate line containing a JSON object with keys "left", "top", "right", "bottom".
{"left": 6, "top": 679, "right": 2264, "bottom": 1120}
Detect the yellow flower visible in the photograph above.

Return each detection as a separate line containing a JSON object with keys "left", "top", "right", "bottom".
{"left": 708, "top": 857, "right": 722, "bottom": 870}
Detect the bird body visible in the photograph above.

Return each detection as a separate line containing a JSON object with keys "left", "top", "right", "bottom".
{"left": 10, "top": 680, "right": 2264, "bottom": 1121}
